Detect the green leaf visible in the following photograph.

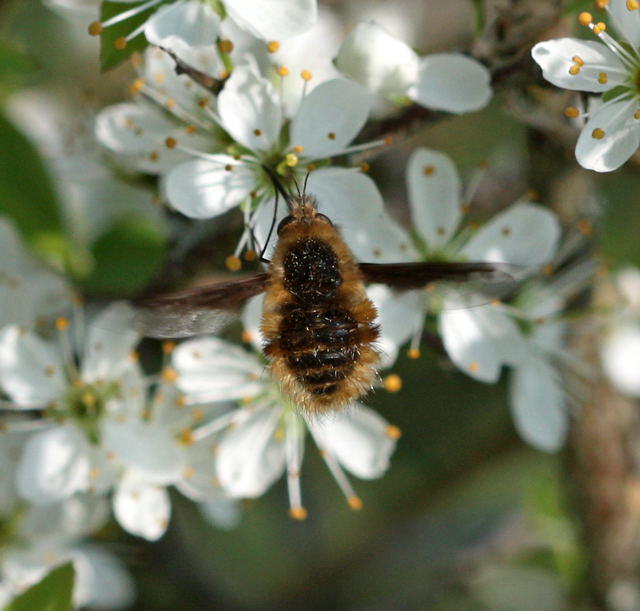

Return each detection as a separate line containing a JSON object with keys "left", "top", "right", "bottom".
{"left": 0, "top": 113, "right": 72, "bottom": 268}
{"left": 0, "top": 40, "right": 38, "bottom": 98}
{"left": 4, "top": 562, "right": 75, "bottom": 611}
{"left": 79, "top": 215, "right": 167, "bottom": 295}
{"left": 99, "top": 0, "right": 169, "bottom": 71}
{"left": 602, "top": 85, "right": 631, "bottom": 103}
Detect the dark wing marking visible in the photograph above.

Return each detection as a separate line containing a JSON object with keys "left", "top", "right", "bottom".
{"left": 359, "top": 261, "right": 517, "bottom": 289}
{"left": 132, "top": 273, "right": 269, "bottom": 338}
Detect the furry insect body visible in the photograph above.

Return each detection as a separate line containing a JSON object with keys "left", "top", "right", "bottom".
{"left": 261, "top": 195, "right": 380, "bottom": 413}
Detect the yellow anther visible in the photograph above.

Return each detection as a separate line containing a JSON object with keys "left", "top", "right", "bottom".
{"left": 383, "top": 374, "right": 402, "bottom": 393}
{"left": 161, "top": 367, "right": 178, "bottom": 383}
{"left": 149, "top": 151, "right": 159, "bottom": 162}
{"left": 191, "top": 409, "right": 205, "bottom": 422}
{"left": 179, "top": 429, "right": 195, "bottom": 446}
{"left": 572, "top": 55, "right": 585, "bottom": 66}
{"left": 423, "top": 165, "right": 436, "bottom": 175}
{"left": 592, "top": 127, "right": 606, "bottom": 139}
{"left": 129, "top": 78, "right": 145, "bottom": 95}
{"left": 578, "top": 219, "right": 593, "bottom": 236}
{"left": 385, "top": 425, "right": 402, "bottom": 440}
{"left": 407, "top": 347, "right": 421, "bottom": 359}
{"left": 598, "top": 72, "right": 608, "bottom": 84}
{"left": 564, "top": 106, "right": 580, "bottom": 118}
{"left": 198, "top": 97, "right": 210, "bottom": 108}
{"left": 175, "top": 395, "right": 188, "bottom": 408}
{"left": 114, "top": 37, "right": 127, "bottom": 50}
{"left": 154, "top": 72, "right": 166, "bottom": 84}
{"left": 244, "top": 249, "right": 257, "bottom": 262}
{"left": 129, "top": 350, "right": 140, "bottom": 362}
{"left": 578, "top": 12, "right": 593, "bottom": 25}
{"left": 285, "top": 153, "right": 298, "bottom": 167}
{"left": 253, "top": 128, "right": 262, "bottom": 136}
{"left": 241, "top": 330, "right": 253, "bottom": 343}
{"left": 81, "top": 392, "right": 96, "bottom": 408}
{"left": 468, "top": 361, "right": 480, "bottom": 373}
{"left": 593, "top": 22, "right": 607, "bottom": 34}
{"left": 162, "top": 340, "right": 176, "bottom": 354}
{"left": 218, "top": 39, "right": 234, "bottom": 54}
{"left": 182, "top": 466, "right": 195, "bottom": 479}
{"left": 628, "top": 0, "right": 639, "bottom": 10}
{"left": 165, "top": 98, "right": 176, "bottom": 110}
{"left": 219, "top": 69, "right": 229, "bottom": 80}
{"left": 55, "top": 317, "right": 70, "bottom": 331}
{"left": 225, "top": 255, "right": 242, "bottom": 271}
{"left": 327, "top": 132, "right": 336, "bottom": 140}
{"left": 288, "top": 506, "right": 308, "bottom": 520}
{"left": 267, "top": 40, "right": 280, "bottom": 53}
{"left": 568, "top": 64, "right": 581, "bottom": 75}
{"left": 88, "top": 21, "right": 103, "bottom": 36}
{"left": 359, "top": 162, "right": 370, "bottom": 172}
{"left": 596, "top": 0, "right": 609, "bottom": 8}
{"left": 300, "top": 69, "right": 312, "bottom": 81}
{"left": 348, "top": 496, "right": 363, "bottom": 511}
{"left": 307, "top": 163, "right": 317, "bottom": 171}
{"left": 277, "top": 66, "right": 289, "bottom": 77}
{"left": 165, "top": 137, "right": 177, "bottom": 149}
{"left": 635, "top": 110, "right": 640, "bottom": 119}
{"left": 293, "top": 145, "right": 304, "bottom": 153}
{"left": 185, "top": 125, "right": 197, "bottom": 134}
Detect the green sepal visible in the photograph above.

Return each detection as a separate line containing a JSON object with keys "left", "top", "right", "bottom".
{"left": 4, "top": 563, "right": 75, "bottom": 611}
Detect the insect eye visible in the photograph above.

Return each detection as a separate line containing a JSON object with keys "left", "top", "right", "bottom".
{"left": 316, "top": 213, "right": 333, "bottom": 226}
{"left": 277, "top": 215, "right": 295, "bottom": 234}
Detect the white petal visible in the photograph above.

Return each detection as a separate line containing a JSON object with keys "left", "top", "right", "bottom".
{"left": 601, "top": 323, "right": 640, "bottom": 396}
{"left": 16, "top": 425, "right": 91, "bottom": 504}
{"left": 0, "top": 326, "right": 64, "bottom": 407}
{"left": 409, "top": 54, "right": 492, "bottom": 113}
{"left": 575, "top": 97, "right": 640, "bottom": 172}
{"left": 531, "top": 38, "right": 626, "bottom": 93}
{"left": 102, "top": 420, "right": 184, "bottom": 484}
{"left": 461, "top": 202, "right": 560, "bottom": 268}
{"left": 290, "top": 79, "right": 371, "bottom": 158}
{"left": 95, "top": 102, "right": 174, "bottom": 154}
{"left": 439, "top": 304, "right": 525, "bottom": 383}
{"left": 216, "top": 407, "right": 286, "bottom": 497}
{"left": 367, "top": 285, "right": 423, "bottom": 368}
{"left": 334, "top": 21, "right": 418, "bottom": 100}
{"left": 199, "top": 497, "right": 242, "bottom": 530}
{"left": 166, "top": 157, "right": 256, "bottom": 218}
{"left": 305, "top": 169, "right": 416, "bottom": 261}
{"left": 81, "top": 303, "right": 140, "bottom": 383}
{"left": 225, "top": 0, "right": 316, "bottom": 41}
{"left": 145, "top": 1, "right": 220, "bottom": 51}
{"left": 314, "top": 404, "right": 397, "bottom": 478}
{"left": 510, "top": 358, "right": 567, "bottom": 452}
{"left": 241, "top": 294, "right": 265, "bottom": 351}
{"left": 218, "top": 66, "right": 282, "bottom": 151}
{"left": 607, "top": 0, "right": 640, "bottom": 47}
{"left": 113, "top": 470, "right": 171, "bottom": 540}
{"left": 406, "top": 147, "right": 462, "bottom": 250}
{"left": 72, "top": 546, "right": 136, "bottom": 611}
{"left": 173, "top": 336, "right": 265, "bottom": 401}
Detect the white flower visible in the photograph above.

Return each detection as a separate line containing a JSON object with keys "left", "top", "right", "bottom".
{"left": 0, "top": 495, "right": 135, "bottom": 610}
{"left": 335, "top": 21, "right": 492, "bottom": 114}
{"left": 88, "top": 0, "right": 317, "bottom": 52}
{"left": 0, "top": 303, "right": 143, "bottom": 504}
{"left": 532, "top": 3, "right": 640, "bottom": 171}
{"left": 0, "top": 218, "right": 71, "bottom": 329}
{"left": 601, "top": 267, "right": 640, "bottom": 396}
{"left": 101, "top": 365, "right": 233, "bottom": 541}
{"left": 171, "top": 321, "right": 400, "bottom": 518}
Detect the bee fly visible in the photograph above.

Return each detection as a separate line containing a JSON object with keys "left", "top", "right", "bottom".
{"left": 133, "top": 176, "right": 511, "bottom": 414}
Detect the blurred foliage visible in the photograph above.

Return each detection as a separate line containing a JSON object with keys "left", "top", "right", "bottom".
{"left": 5, "top": 563, "right": 74, "bottom": 611}
{"left": 0, "top": 40, "right": 38, "bottom": 100}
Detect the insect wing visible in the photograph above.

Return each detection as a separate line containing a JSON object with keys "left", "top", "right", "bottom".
{"left": 359, "top": 261, "right": 520, "bottom": 310}
{"left": 132, "top": 273, "right": 269, "bottom": 338}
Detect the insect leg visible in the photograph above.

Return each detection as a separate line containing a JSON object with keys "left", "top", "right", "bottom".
{"left": 259, "top": 187, "right": 279, "bottom": 263}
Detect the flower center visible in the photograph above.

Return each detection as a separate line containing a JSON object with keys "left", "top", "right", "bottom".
{"left": 54, "top": 380, "right": 120, "bottom": 443}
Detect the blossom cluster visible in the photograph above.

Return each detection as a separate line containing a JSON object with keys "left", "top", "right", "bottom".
{"left": 1, "top": 0, "right": 638, "bottom": 607}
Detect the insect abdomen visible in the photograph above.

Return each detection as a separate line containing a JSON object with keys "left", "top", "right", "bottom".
{"left": 263, "top": 231, "right": 380, "bottom": 413}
